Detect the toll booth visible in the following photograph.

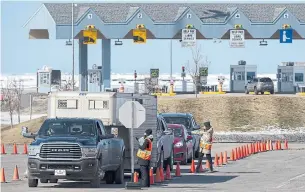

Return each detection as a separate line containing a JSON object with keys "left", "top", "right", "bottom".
{"left": 230, "top": 61, "right": 257, "bottom": 92}
{"left": 38, "top": 66, "right": 61, "bottom": 93}
{"left": 88, "top": 64, "right": 102, "bottom": 92}
{"left": 277, "top": 62, "right": 305, "bottom": 93}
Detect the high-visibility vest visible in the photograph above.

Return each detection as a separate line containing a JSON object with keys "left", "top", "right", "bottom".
{"left": 137, "top": 139, "right": 152, "bottom": 160}
{"left": 199, "top": 135, "right": 212, "bottom": 150}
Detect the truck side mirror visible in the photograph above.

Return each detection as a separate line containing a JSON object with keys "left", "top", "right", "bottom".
{"left": 21, "top": 126, "right": 37, "bottom": 139}
{"left": 193, "top": 125, "right": 200, "bottom": 130}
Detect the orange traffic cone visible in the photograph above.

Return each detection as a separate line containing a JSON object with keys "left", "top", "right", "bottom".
{"left": 219, "top": 152, "right": 223, "bottom": 165}
{"left": 175, "top": 163, "right": 181, "bottom": 177}
{"left": 11, "top": 143, "right": 18, "bottom": 155}
{"left": 230, "top": 149, "right": 235, "bottom": 161}
{"left": 248, "top": 144, "right": 251, "bottom": 155}
{"left": 22, "top": 144, "right": 28, "bottom": 154}
{"left": 133, "top": 172, "right": 139, "bottom": 183}
{"left": 149, "top": 168, "right": 154, "bottom": 185}
{"left": 12, "top": 165, "right": 20, "bottom": 181}
{"left": 190, "top": 159, "right": 195, "bottom": 173}
{"left": 284, "top": 140, "right": 288, "bottom": 150}
{"left": 165, "top": 165, "right": 171, "bottom": 180}
{"left": 0, "top": 168, "right": 6, "bottom": 183}
{"left": 235, "top": 148, "right": 239, "bottom": 160}
{"left": 1, "top": 144, "right": 6, "bottom": 155}
{"left": 278, "top": 141, "right": 282, "bottom": 150}
{"left": 266, "top": 141, "right": 269, "bottom": 151}
{"left": 160, "top": 167, "right": 164, "bottom": 182}
{"left": 214, "top": 154, "right": 219, "bottom": 166}
{"left": 239, "top": 147, "right": 243, "bottom": 158}
{"left": 155, "top": 167, "right": 161, "bottom": 182}
{"left": 270, "top": 140, "right": 273, "bottom": 150}
{"left": 223, "top": 151, "right": 228, "bottom": 164}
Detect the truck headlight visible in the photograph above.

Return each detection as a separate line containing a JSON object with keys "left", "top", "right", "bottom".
{"left": 174, "top": 141, "right": 183, "bottom": 148}
{"left": 82, "top": 147, "right": 97, "bottom": 157}
{"left": 28, "top": 145, "right": 40, "bottom": 156}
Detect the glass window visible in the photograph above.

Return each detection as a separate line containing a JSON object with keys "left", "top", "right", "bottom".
{"left": 168, "top": 128, "right": 183, "bottom": 137}
{"left": 295, "top": 73, "right": 304, "bottom": 82}
{"left": 88, "top": 100, "right": 109, "bottom": 109}
{"left": 163, "top": 117, "right": 191, "bottom": 129}
{"left": 253, "top": 78, "right": 258, "bottom": 82}
{"left": 259, "top": 78, "right": 272, "bottom": 82}
{"left": 38, "top": 119, "right": 96, "bottom": 137}
{"left": 247, "top": 72, "right": 255, "bottom": 81}
{"left": 282, "top": 73, "right": 293, "bottom": 82}
{"left": 234, "top": 72, "right": 245, "bottom": 81}
{"left": 58, "top": 99, "right": 78, "bottom": 109}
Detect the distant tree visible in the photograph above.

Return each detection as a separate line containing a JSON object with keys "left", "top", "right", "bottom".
{"left": 185, "top": 45, "right": 210, "bottom": 98}
{"left": 12, "top": 79, "right": 24, "bottom": 124}
{"left": 61, "top": 75, "right": 78, "bottom": 91}
{"left": 1, "top": 78, "right": 17, "bottom": 128}
{"left": 143, "top": 78, "right": 155, "bottom": 94}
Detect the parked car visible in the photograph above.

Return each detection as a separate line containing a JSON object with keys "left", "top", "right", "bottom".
{"left": 159, "top": 113, "right": 201, "bottom": 158}
{"left": 167, "top": 124, "right": 194, "bottom": 165}
{"left": 245, "top": 77, "right": 274, "bottom": 95}
{"left": 156, "top": 115, "right": 175, "bottom": 171}
{"left": 22, "top": 118, "right": 125, "bottom": 188}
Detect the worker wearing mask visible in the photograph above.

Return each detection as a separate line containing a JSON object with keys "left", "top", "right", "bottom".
{"left": 191, "top": 121, "right": 214, "bottom": 173}
{"left": 136, "top": 129, "right": 153, "bottom": 187}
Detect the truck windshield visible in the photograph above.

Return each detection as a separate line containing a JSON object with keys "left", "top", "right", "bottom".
{"left": 38, "top": 119, "right": 97, "bottom": 137}
{"left": 163, "top": 117, "right": 191, "bottom": 129}
{"left": 259, "top": 78, "right": 272, "bottom": 82}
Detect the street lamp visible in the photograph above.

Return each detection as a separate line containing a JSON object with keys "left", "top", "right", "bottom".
{"left": 71, "top": 3, "right": 77, "bottom": 91}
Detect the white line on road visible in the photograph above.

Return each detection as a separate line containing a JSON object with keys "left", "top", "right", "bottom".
{"left": 275, "top": 173, "right": 305, "bottom": 188}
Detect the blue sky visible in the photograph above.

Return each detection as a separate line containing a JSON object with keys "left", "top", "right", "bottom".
{"left": 1, "top": 0, "right": 305, "bottom": 76}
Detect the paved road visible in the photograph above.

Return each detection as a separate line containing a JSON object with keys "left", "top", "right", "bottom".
{"left": 2, "top": 143, "right": 305, "bottom": 191}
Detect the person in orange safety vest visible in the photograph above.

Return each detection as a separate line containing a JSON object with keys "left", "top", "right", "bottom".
{"left": 136, "top": 129, "right": 153, "bottom": 187}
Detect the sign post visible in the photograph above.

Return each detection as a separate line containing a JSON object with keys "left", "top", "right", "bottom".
{"left": 229, "top": 29, "right": 245, "bottom": 48}
{"left": 119, "top": 100, "right": 146, "bottom": 183}
{"left": 181, "top": 28, "right": 196, "bottom": 47}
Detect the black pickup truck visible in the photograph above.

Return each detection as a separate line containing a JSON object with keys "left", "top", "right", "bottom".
{"left": 23, "top": 117, "right": 125, "bottom": 188}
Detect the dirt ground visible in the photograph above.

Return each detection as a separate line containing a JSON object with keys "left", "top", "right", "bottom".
{"left": 158, "top": 95, "right": 305, "bottom": 131}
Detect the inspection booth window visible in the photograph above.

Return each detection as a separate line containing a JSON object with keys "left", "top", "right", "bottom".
{"left": 57, "top": 99, "right": 78, "bottom": 109}
{"left": 295, "top": 73, "right": 304, "bottom": 82}
{"left": 233, "top": 72, "right": 245, "bottom": 80}
{"left": 89, "top": 100, "right": 109, "bottom": 109}
{"left": 246, "top": 72, "right": 255, "bottom": 81}
{"left": 282, "top": 73, "right": 293, "bottom": 82}
{"left": 40, "top": 72, "right": 50, "bottom": 85}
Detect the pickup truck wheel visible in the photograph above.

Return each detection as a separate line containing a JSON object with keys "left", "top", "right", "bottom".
{"left": 28, "top": 178, "right": 38, "bottom": 187}
{"left": 105, "top": 171, "right": 115, "bottom": 184}
{"left": 114, "top": 158, "right": 124, "bottom": 184}
{"left": 245, "top": 87, "right": 249, "bottom": 94}
{"left": 40, "top": 179, "right": 48, "bottom": 183}
{"left": 90, "top": 178, "right": 101, "bottom": 188}
{"left": 270, "top": 90, "right": 274, "bottom": 94}
{"left": 49, "top": 179, "right": 58, "bottom": 183}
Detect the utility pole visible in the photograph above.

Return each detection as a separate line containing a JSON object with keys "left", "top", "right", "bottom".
{"left": 71, "top": 3, "right": 75, "bottom": 91}
{"left": 170, "top": 40, "right": 173, "bottom": 80}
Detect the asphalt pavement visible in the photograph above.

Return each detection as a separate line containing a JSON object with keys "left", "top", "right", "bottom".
{"left": 1, "top": 143, "right": 305, "bottom": 191}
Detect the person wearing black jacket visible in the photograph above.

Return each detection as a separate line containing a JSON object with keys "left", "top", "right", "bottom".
{"left": 136, "top": 129, "right": 153, "bottom": 187}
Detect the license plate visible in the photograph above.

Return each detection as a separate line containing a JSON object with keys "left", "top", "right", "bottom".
{"left": 54, "top": 170, "right": 66, "bottom": 176}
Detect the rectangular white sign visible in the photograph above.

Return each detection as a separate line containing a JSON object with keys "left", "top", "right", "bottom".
{"left": 230, "top": 30, "right": 245, "bottom": 48}
{"left": 181, "top": 29, "right": 196, "bottom": 47}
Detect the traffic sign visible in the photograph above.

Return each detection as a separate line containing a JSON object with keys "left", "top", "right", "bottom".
{"left": 181, "top": 29, "right": 196, "bottom": 47}
{"left": 199, "top": 67, "right": 208, "bottom": 77}
{"left": 83, "top": 29, "right": 97, "bottom": 44}
{"left": 230, "top": 29, "right": 245, "bottom": 48}
{"left": 119, "top": 101, "right": 146, "bottom": 128}
{"left": 150, "top": 68, "right": 159, "bottom": 78}
{"left": 280, "top": 29, "right": 293, "bottom": 43}
{"left": 133, "top": 29, "right": 146, "bottom": 44}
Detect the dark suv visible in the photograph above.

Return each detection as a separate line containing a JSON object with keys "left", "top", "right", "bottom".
{"left": 159, "top": 113, "right": 201, "bottom": 158}
{"left": 245, "top": 77, "right": 274, "bottom": 95}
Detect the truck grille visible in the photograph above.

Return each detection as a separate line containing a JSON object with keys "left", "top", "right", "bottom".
{"left": 40, "top": 143, "right": 82, "bottom": 159}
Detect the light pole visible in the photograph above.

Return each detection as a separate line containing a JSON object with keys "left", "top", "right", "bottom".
{"left": 170, "top": 39, "right": 173, "bottom": 80}
{"left": 71, "top": 3, "right": 76, "bottom": 91}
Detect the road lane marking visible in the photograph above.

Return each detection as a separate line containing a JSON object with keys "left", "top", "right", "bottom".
{"left": 275, "top": 173, "right": 305, "bottom": 188}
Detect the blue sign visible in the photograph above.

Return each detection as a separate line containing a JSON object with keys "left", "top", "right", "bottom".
{"left": 280, "top": 29, "right": 293, "bottom": 43}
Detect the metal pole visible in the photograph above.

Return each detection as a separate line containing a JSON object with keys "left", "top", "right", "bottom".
{"left": 30, "top": 94, "right": 32, "bottom": 120}
{"left": 72, "top": 3, "right": 75, "bottom": 91}
{"left": 130, "top": 100, "right": 135, "bottom": 181}
{"left": 170, "top": 40, "right": 173, "bottom": 80}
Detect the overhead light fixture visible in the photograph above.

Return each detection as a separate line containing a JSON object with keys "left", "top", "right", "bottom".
{"left": 259, "top": 39, "right": 268, "bottom": 46}
{"left": 115, "top": 39, "right": 123, "bottom": 45}
{"left": 66, "top": 39, "right": 72, "bottom": 46}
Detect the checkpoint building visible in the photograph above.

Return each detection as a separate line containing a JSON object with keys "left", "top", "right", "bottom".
{"left": 24, "top": 3, "right": 305, "bottom": 92}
